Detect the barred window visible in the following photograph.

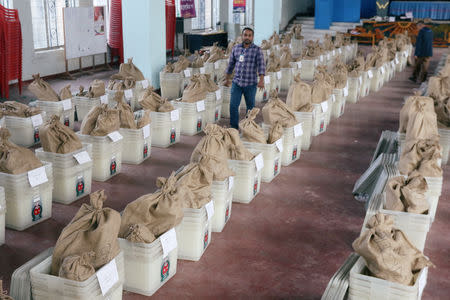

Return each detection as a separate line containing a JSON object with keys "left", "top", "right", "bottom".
{"left": 0, "top": 0, "right": 13, "bottom": 8}
{"left": 31, "top": 0, "right": 79, "bottom": 50}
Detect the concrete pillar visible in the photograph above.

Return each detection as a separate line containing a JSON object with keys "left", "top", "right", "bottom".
{"left": 122, "top": 0, "right": 166, "bottom": 88}
{"left": 254, "top": 0, "right": 279, "bottom": 45}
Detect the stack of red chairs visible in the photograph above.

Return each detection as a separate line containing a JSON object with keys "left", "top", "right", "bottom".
{"left": 109, "top": 0, "right": 123, "bottom": 64}
{"left": 166, "top": 0, "right": 176, "bottom": 57}
{"left": 0, "top": 4, "right": 22, "bottom": 99}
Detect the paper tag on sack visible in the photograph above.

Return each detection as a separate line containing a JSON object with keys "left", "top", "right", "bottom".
{"left": 264, "top": 75, "right": 271, "bottom": 84}
{"left": 338, "top": 48, "right": 342, "bottom": 54}
{"left": 100, "top": 95, "right": 108, "bottom": 104}
{"left": 319, "top": 55, "right": 324, "bottom": 62}
{"left": 170, "top": 109, "right": 179, "bottom": 121}
{"left": 380, "top": 66, "right": 385, "bottom": 74}
{"left": 124, "top": 89, "right": 133, "bottom": 99}
{"left": 107, "top": 131, "right": 123, "bottom": 142}
{"left": 296, "top": 61, "right": 302, "bottom": 68}
{"left": 31, "top": 114, "right": 43, "bottom": 127}
{"left": 73, "top": 151, "right": 91, "bottom": 165}
{"left": 160, "top": 228, "right": 177, "bottom": 258}
{"left": 294, "top": 123, "right": 303, "bottom": 137}
{"left": 276, "top": 71, "right": 282, "bottom": 80}
{"left": 327, "top": 54, "right": 331, "bottom": 60}
{"left": 139, "top": 79, "right": 149, "bottom": 89}
{"left": 61, "top": 99, "right": 72, "bottom": 111}
{"left": 255, "top": 153, "right": 264, "bottom": 171}
{"left": 184, "top": 69, "right": 191, "bottom": 77}
{"left": 391, "top": 61, "right": 395, "bottom": 68}
{"left": 96, "top": 259, "right": 119, "bottom": 296}
{"left": 228, "top": 176, "right": 234, "bottom": 191}
{"left": 403, "top": 51, "right": 408, "bottom": 58}
{"left": 196, "top": 100, "right": 205, "bottom": 112}
{"left": 321, "top": 101, "right": 328, "bottom": 113}
{"left": 359, "top": 76, "right": 362, "bottom": 85}
{"left": 395, "top": 57, "right": 399, "bottom": 64}
{"left": 200, "top": 67, "right": 206, "bottom": 74}
{"left": 367, "top": 70, "right": 373, "bottom": 78}
{"left": 275, "top": 139, "right": 283, "bottom": 153}
{"left": 331, "top": 94, "right": 336, "bottom": 103}
{"left": 214, "top": 61, "right": 220, "bottom": 69}
{"left": 142, "top": 124, "right": 151, "bottom": 139}
{"left": 332, "top": 50, "right": 336, "bottom": 56}
{"left": 215, "top": 89, "right": 222, "bottom": 100}
{"left": 343, "top": 87, "right": 349, "bottom": 97}
{"left": 205, "top": 200, "right": 214, "bottom": 220}
{"left": 28, "top": 166, "right": 48, "bottom": 187}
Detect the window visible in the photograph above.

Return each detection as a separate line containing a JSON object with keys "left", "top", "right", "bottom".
{"left": 191, "top": 0, "right": 212, "bottom": 30}
{"left": 0, "top": 0, "right": 13, "bottom": 8}
{"left": 31, "top": 0, "right": 79, "bottom": 50}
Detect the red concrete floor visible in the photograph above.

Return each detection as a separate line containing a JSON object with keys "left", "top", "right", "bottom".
{"left": 0, "top": 48, "right": 449, "bottom": 299}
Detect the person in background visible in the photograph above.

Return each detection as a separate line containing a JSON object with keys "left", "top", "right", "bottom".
{"left": 409, "top": 20, "right": 433, "bottom": 83}
{"left": 225, "top": 27, "right": 266, "bottom": 129}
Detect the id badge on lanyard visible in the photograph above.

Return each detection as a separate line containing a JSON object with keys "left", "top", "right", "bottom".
{"left": 239, "top": 53, "right": 245, "bottom": 62}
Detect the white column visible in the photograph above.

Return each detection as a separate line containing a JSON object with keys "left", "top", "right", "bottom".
{"left": 254, "top": 0, "right": 278, "bottom": 45}
{"left": 122, "top": 0, "right": 166, "bottom": 88}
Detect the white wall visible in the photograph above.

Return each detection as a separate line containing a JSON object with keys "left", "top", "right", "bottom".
{"left": 280, "top": 0, "right": 314, "bottom": 30}
{"left": 16, "top": 0, "right": 108, "bottom": 81}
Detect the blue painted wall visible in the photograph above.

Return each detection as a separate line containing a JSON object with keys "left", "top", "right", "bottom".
{"left": 333, "top": 0, "right": 361, "bottom": 22}
{"left": 360, "top": 0, "right": 376, "bottom": 19}
{"left": 315, "top": 0, "right": 333, "bottom": 29}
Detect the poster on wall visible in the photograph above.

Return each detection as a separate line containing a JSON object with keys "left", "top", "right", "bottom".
{"left": 94, "top": 6, "right": 105, "bottom": 36}
{"left": 180, "top": 0, "right": 196, "bottom": 18}
{"left": 233, "top": 0, "right": 246, "bottom": 13}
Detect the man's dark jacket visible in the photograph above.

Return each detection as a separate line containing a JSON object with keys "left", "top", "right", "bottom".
{"left": 414, "top": 27, "right": 433, "bottom": 57}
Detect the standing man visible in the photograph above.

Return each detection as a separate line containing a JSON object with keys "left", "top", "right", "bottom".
{"left": 225, "top": 27, "right": 266, "bottom": 129}
{"left": 409, "top": 20, "right": 433, "bottom": 83}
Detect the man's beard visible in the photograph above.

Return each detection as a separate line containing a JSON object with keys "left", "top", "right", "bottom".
{"left": 244, "top": 39, "right": 251, "bottom": 44}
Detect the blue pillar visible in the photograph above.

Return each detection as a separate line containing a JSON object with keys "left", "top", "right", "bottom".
{"left": 315, "top": 0, "right": 333, "bottom": 29}
{"left": 254, "top": 0, "right": 279, "bottom": 45}
{"left": 122, "top": 0, "right": 166, "bottom": 88}
{"left": 333, "top": 0, "right": 361, "bottom": 22}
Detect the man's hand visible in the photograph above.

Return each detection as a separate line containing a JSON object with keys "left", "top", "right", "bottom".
{"left": 414, "top": 56, "right": 417, "bottom": 60}
{"left": 257, "top": 76, "right": 265, "bottom": 90}
{"left": 225, "top": 79, "right": 231, "bottom": 87}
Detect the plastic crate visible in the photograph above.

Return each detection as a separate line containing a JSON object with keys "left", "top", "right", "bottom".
{"left": 118, "top": 236, "right": 177, "bottom": 296}
{"left": 294, "top": 111, "right": 313, "bottom": 150}
{"left": 349, "top": 256, "right": 428, "bottom": 300}
{"left": 30, "top": 252, "right": 124, "bottom": 300}
{"left": 424, "top": 176, "right": 443, "bottom": 198}
{"left": 106, "top": 89, "right": 136, "bottom": 111}
{"left": 0, "top": 163, "right": 53, "bottom": 231}
{"left": 175, "top": 206, "right": 212, "bottom": 261}
{"left": 347, "top": 76, "right": 360, "bottom": 103}
{"left": 438, "top": 127, "right": 450, "bottom": 165}
{"left": 300, "top": 59, "right": 317, "bottom": 81}
{"left": 280, "top": 68, "right": 293, "bottom": 92}
{"left": 0, "top": 187, "right": 5, "bottom": 245}
{"left": 213, "top": 59, "right": 228, "bottom": 82}
{"left": 324, "top": 97, "right": 333, "bottom": 125}
{"left": 267, "top": 71, "right": 281, "bottom": 93}
{"left": 312, "top": 102, "right": 328, "bottom": 136}
{"left": 73, "top": 96, "right": 103, "bottom": 122}
{"left": 119, "top": 127, "right": 152, "bottom": 165}
{"left": 4, "top": 114, "right": 45, "bottom": 147}
{"left": 150, "top": 110, "right": 181, "bottom": 148}
{"left": 262, "top": 123, "right": 302, "bottom": 166}
{"left": 220, "top": 85, "right": 231, "bottom": 118}
{"left": 242, "top": 138, "right": 282, "bottom": 183}
{"left": 76, "top": 132, "right": 123, "bottom": 182}
{"left": 331, "top": 88, "right": 346, "bottom": 119}
{"left": 35, "top": 144, "right": 93, "bottom": 204}
{"left": 227, "top": 155, "right": 262, "bottom": 204}
{"left": 172, "top": 100, "right": 206, "bottom": 136}
{"left": 35, "top": 100, "right": 75, "bottom": 129}
{"left": 160, "top": 72, "right": 182, "bottom": 100}
{"left": 369, "top": 67, "right": 383, "bottom": 92}
{"left": 205, "top": 92, "right": 222, "bottom": 124}
{"left": 211, "top": 178, "right": 233, "bottom": 232}
{"left": 290, "top": 38, "right": 303, "bottom": 56}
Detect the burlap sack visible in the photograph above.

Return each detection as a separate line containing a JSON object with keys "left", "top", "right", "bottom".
{"left": 203, "top": 74, "right": 219, "bottom": 92}
{"left": 59, "top": 85, "right": 72, "bottom": 100}
{"left": 223, "top": 128, "right": 254, "bottom": 161}
{"left": 399, "top": 138, "right": 442, "bottom": 177}
{"left": 0, "top": 101, "right": 41, "bottom": 118}
{"left": 76, "top": 86, "right": 88, "bottom": 97}
{"left": 80, "top": 104, "right": 120, "bottom": 136}
{"left": 428, "top": 73, "right": 450, "bottom": 102}
{"left": 191, "top": 51, "right": 204, "bottom": 68}
{"left": 28, "top": 73, "right": 59, "bottom": 101}
{"left": 292, "top": 24, "right": 303, "bottom": 40}
{"left": 399, "top": 96, "right": 418, "bottom": 133}
{"left": 266, "top": 52, "right": 281, "bottom": 73}
{"left": 173, "top": 56, "right": 191, "bottom": 73}
{"left": 269, "top": 31, "right": 280, "bottom": 45}
{"left": 181, "top": 74, "right": 208, "bottom": 102}
{"left": 122, "top": 224, "right": 155, "bottom": 243}
{"left": 136, "top": 110, "right": 151, "bottom": 129}
{"left": 114, "top": 91, "right": 137, "bottom": 129}
{"left": 267, "top": 121, "right": 283, "bottom": 144}
{"left": 202, "top": 52, "right": 210, "bottom": 63}
{"left": 0, "top": 128, "right": 43, "bottom": 175}
{"left": 88, "top": 80, "right": 106, "bottom": 98}
{"left": 279, "top": 47, "right": 292, "bottom": 68}
{"left": 139, "top": 87, "right": 175, "bottom": 112}
{"left": 434, "top": 96, "right": 450, "bottom": 127}
{"left": 404, "top": 96, "right": 438, "bottom": 142}
{"left": 352, "top": 213, "right": 433, "bottom": 285}
{"left": 40, "top": 115, "right": 83, "bottom": 154}
{"left": 262, "top": 90, "right": 298, "bottom": 128}
{"left": 311, "top": 73, "right": 332, "bottom": 103}
{"left": 163, "top": 62, "right": 174, "bottom": 73}
{"left": 58, "top": 252, "right": 96, "bottom": 282}
{"left": 0, "top": 280, "right": 13, "bottom": 300}
{"left": 385, "top": 171, "right": 429, "bottom": 214}
{"left": 239, "top": 108, "right": 266, "bottom": 144}
{"left": 261, "top": 40, "right": 271, "bottom": 50}
{"left": 175, "top": 158, "right": 214, "bottom": 209}
{"left": 286, "top": 74, "right": 313, "bottom": 112}
{"left": 191, "top": 124, "right": 235, "bottom": 181}
{"left": 51, "top": 190, "right": 121, "bottom": 276}
{"left": 206, "top": 43, "right": 225, "bottom": 63}
{"left": 316, "top": 66, "right": 335, "bottom": 88}
{"left": 120, "top": 173, "right": 184, "bottom": 243}
{"left": 323, "top": 34, "right": 334, "bottom": 51}
{"left": 111, "top": 58, "right": 145, "bottom": 81}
